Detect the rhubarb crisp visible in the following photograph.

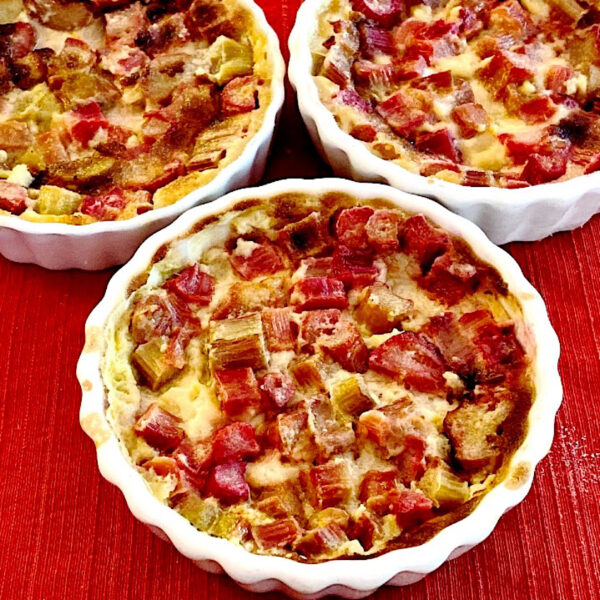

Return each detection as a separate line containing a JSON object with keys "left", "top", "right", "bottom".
{"left": 0, "top": 0, "right": 272, "bottom": 223}
{"left": 311, "top": 0, "right": 600, "bottom": 187}
{"left": 101, "top": 191, "right": 534, "bottom": 562}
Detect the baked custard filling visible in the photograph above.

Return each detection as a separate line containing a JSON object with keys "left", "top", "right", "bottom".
{"left": 312, "top": 0, "right": 600, "bottom": 187}
{"left": 101, "top": 192, "right": 534, "bottom": 562}
{"left": 0, "top": 0, "right": 271, "bottom": 223}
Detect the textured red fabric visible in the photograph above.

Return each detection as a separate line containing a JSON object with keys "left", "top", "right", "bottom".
{"left": 1, "top": 2, "right": 599, "bottom": 599}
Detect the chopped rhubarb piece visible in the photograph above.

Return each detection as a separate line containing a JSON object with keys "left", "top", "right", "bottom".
{"left": 451, "top": 103, "right": 488, "bottom": 139}
{"left": 299, "top": 309, "right": 341, "bottom": 350}
{"left": 221, "top": 76, "right": 257, "bottom": 117}
{"left": 499, "top": 130, "right": 544, "bottom": 165}
{"left": 308, "top": 397, "right": 356, "bottom": 459}
{"left": 204, "top": 461, "right": 249, "bottom": 505}
{"left": 278, "top": 212, "right": 332, "bottom": 257}
{"left": 132, "top": 337, "right": 182, "bottom": 390}
{"left": 337, "top": 88, "right": 372, "bottom": 113}
{"left": 365, "top": 210, "right": 400, "bottom": 253}
{"left": 415, "top": 128, "right": 461, "bottom": 163}
{"left": 369, "top": 332, "right": 447, "bottom": 393}
{"left": 477, "top": 51, "right": 534, "bottom": 97}
{"left": 230, "top": 239, "right": 284, "bottom": 280}
{"left": 516, "top": 96, "right": 557, "bottom": 124}
{"left": 163, "top": 264, "right": 214, "bottom": 305}
{"left": 291, "top": 277, "right": 348, "bottom": 311}
{"left": 302, "top": 462, "right": 352, "bottom": 509}
{"left": 320, "top": 320, "right": 369, "bottom": 373}
{"left": 252, "top": 519, "right": 302, "bottom": 550}
{"left": 211, "top": 422, "right": 261, "bottom": 464}
{"left": 80, "top": 188, "right": 126, "bottom": 221}
{"left": 351, "top": 0, "right": 404, "bottom": 26}
{"left": 459, "top": 7, "right": 483, "bottom": 39}
{"left": 290, "top": 357, "right": 327, "bottom": 390}
{"left": 359, "top": 469, "right": 400, "bottom": 502}
{"left": 488, "top": 0, "right": 535, "bottom": 40}
{"left": 335, "top": 206, "right": 374, "bottom": 250}
{"left": 359, "top": 24, "right": 396, "bottom": 56}
{"left": 68, "top": 101, "right": 108, "bottom": 147}
{"left": 395, "top": 434, "right": 426, "bottom": 484}
{"left": 173, "top": 438, "right": 213, "bottom": 488}
{"left": 262, "top": 308, "right": 296, "bottom": 352}
{"left": 424, "top": 312, "right": 477, "bottom": 377}
{"left": 0, "top": 182, "right": 27, "bottom": 215}
{"left": 269, "top": 406, "right": 316, "bottom": 462}
{"left": 545, "top": 64, "right": 573, "bottom": 95}
{"left": 301, "top": 257, "right": 335, "bottom": 278}
{"left": 296, "top": 524, "right": 349, "bottom": 557}
{"left": 376, "top": 90, "right": 428, "bottom": 139}
{"left": 520, "top": 152, "right": 567, "bottom": 184}
{"left": 214, "top": 368, "right": 261, "bottom": 416}
{"left": 332, "top": 245, "right": 379, "bottom": 288}
{"left": 330, "top": 375, "right": 375, "bottom": 417}
{"left": 412, "top": 70, "right": 453, "bottom": 90}
{"left": 321, "top": 46, "right": 353, "bottom": 86}
{"left": 259, "top": 371, "right": 296, "bottom": 409}
{"left": 419, "top": 250, "right": 481, "bottom": 305}
{"left": 400, "top": 215, "right": 449, "bottom": 270}
{"left": 355, "top": 283, "right": 413, "bottom": 334}
{"left": 390, "top": 489, "right": 433, "bottom": 527}
{"left": 134, "top": 403, "right": 184, "bottom": 451}
{"left": 0, "top": 22, "right": 36, "bottom": 59}
{"left": 130, "top": 292, "right": 194, "bottom": 344}
{"left": 209, "top": 313, "right": 268, "bottom": 370}
{"left": 461, "top": 310, "right": 525, "bottom": 374}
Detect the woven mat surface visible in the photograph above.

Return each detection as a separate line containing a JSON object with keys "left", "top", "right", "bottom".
{"left": 1, "top": 1, "right": 599, "bottom": 598}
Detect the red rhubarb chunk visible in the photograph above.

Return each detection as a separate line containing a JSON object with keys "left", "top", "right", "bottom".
{"left": 400, "top": 214, "right": 449, "bottom": 270}
{"left": 173, "top": 439, "right": 213, "bottom": 488}
{"left": 359, "top": 469, "right": 400, "bottom": 502}
{"left": 230, "top": 240, "right": 284, "bottom": 280}
{"left": 302, "top": 462, "right": 352, "bottom": 509}
{"left": 351, "top": 0, "right": 404, "bottom": 27}
{"left": 214, "top": 368, "right": 261, "bottom": 416}
{"left": 337, "top": 88, "right": 373, "bottom": 113}
{"left": 478, "top": 51, "right": 534, "bottom": 97}
{"left": 291, "top": 277, "right": 348, "bottom": 311}
{"left": 221, "top": 76, "right": 258, "bottom": 117}
{"left": 80, "top": 188, "right": 126, "bottom": 221}
{"left": 164, "top": 264, "right": 215, "bottom": 305}
{"left": 0, "top": 22, "right": 36, "bottom": 59}
{"left": 520, "top": 152, "right": 567, "bottom": 184}
{"left": 300, "top": 308, "right": 342, "bottom": 349}
{"left": 499, "top": 130, "right": 544, "bottom": 164}
{"left": 412, "top": 70, "right": 453, "bottom": 90}
{"left": 332, "top": 245, "right": 379, "bottom": 288}
{"left": 389, "top": 489, "right": 433, "bottom": 527}
{"left": 415, "top": 128, "right": 462, "bottom": 162}
{"left": 335, "top": 206, "right": 374, "bottom": 250}
{"left": 0, "top": 181, "right": 27, "bottom": 215}
{"left": 262, "top": 308, "right": 296, "bottom": 351}
{"left": 68, "top": 101, "right": 108, "bottom": 147}
{"left": 365, "top": 210, "right": 400, "bottom": 253}
{"left": 376, "top": 90, "right": 428, "bottom": 139}
{"left": 211, "top": 422, "right": 261, "bottom": 464}
{"left": 451, "top": 103, "right": 488, "bottom": 139}
{"left": 369, "top": 332, "right": 447, "bottom": 393}
{"left": 134, "top": 403, "right": 184, "bottom": 451}
{"left": 252, "top": 519, "right": 302, "bottom": 550}
{"left": 395, "top": 434, "right": 426, "bottom": 484}
{"left": 545, "top": 65, "right": 573, "bottom": 95}
{"left": 516, "top": 96, "right": 557, "bottom": 124}
{"left": 259, "top": 371, "right": 296, "bottom": 409}
{"left": 204, "top": 461, "right": 249, "bottom": 505}
{"left": 321, "top": 321, "right": 369, "bottom": 373}
{"left": 359, "top": 24, "right": 396, "bottom": 56}
{"left": 419, "top": 251, "right": 480, "bottom": 305}
{"left": 302, "top": 256, "right": 335, "bottom": 278}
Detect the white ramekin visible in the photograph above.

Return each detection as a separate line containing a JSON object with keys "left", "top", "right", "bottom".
{"left": 288, "top": 0, "right": 600, "bottom": 245}
{"left": 77, "top": 178, "right": 561, "bottom": 599}
{"left": 0, "top": 0, "right": 285, "bottom": 271}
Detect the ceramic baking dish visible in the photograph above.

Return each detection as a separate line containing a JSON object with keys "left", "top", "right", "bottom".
{"left": 0, "top": 0, "right": 285, "bottom": 271}
{"left": 287, "top": 0, "right": 600, "bottom": 245}
{"left": 77, "top": 178, "right": 561, "bottom": 598}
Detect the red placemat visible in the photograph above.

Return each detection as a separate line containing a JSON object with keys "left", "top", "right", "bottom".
{"left": 1, "top": 2, "right": 599, "bottom": 599}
